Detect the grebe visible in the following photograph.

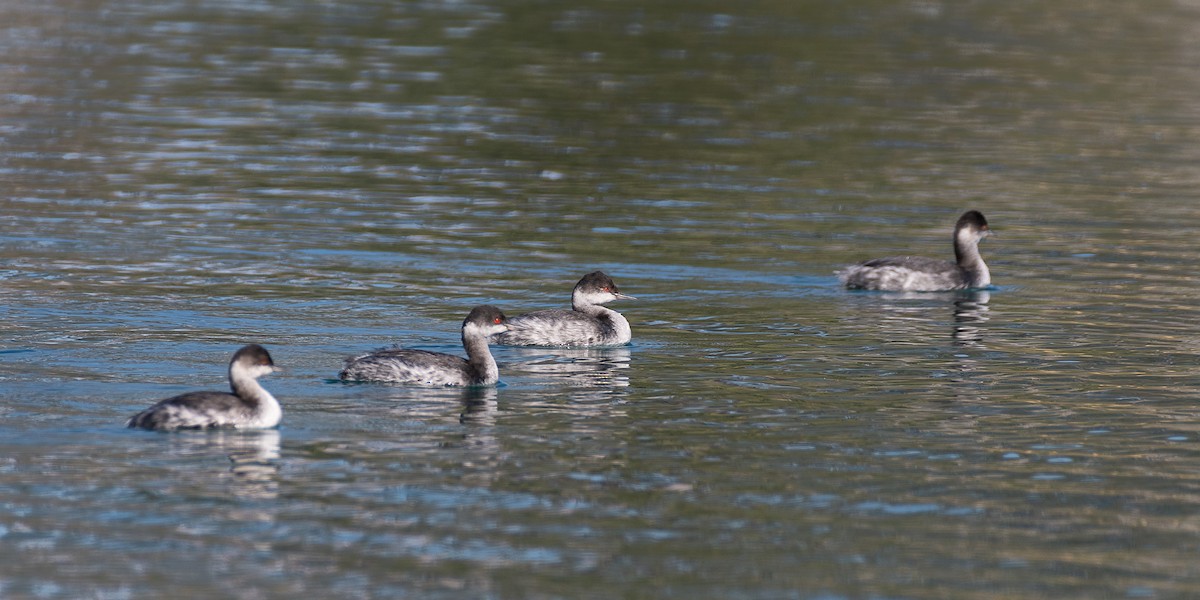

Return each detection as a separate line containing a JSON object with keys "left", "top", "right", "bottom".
{"left": 494, "top": 271, "right": 635, "bottom": 347}
{"left": 126, "top": 344, "right": 280, "bottom": 431}
{"left": 339, "top": 305, "right": 509, "bottom": 386}
{"left": 838, "top": 210, "right": 992, "bottom": 292}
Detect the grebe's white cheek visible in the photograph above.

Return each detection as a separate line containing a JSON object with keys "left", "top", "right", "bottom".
{"left": 247, "top": 364, "right": 277, "bottom": 378}
{"left": 579, "top": 290, "right": 613, "bottom": 305}
{"left": 478, "top": 322, "right": 507, "bottom": 336}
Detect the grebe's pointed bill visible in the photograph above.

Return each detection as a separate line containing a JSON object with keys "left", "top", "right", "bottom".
{"left": 613, "top": 291, "right": 636, "bottom": 301}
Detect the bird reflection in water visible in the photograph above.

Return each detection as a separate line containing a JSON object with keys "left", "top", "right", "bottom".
{"left": 165, "top": 429, "right": 282, "bottom": 501}
{"left": 952, "top": 290, "right": 990, "bottom": 348}
{"left": 865, "top": 289, "right": 992, "bottom": 349}
{"left": 225, "top": 429, "right": 282, "bottom": 501}
{"left": 504, "top": 346, "right": 632, "bottom": 403}
{"left": 458, "top": 386, "right": 499, "bottom": 425}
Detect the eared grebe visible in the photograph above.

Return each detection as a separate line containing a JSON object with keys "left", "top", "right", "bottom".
{"left": 838, "top": 210, "right": 992, "bottom": 292}
{"left": 339, "top": 305, "right": 509, "bottom": 386}
{"left": 126, "top": 344, "right": 280, "bottom": 431}
{"left": 494, "top": 271, "right": 636, "bottom": 347}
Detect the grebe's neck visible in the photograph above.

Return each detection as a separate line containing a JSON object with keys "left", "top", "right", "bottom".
{"left": 954, "top": 231, "right": 990, "bottom": 288}
{"left": 229, "top": 365, "right": 282, "bottom": 427}
{"left": 462, "top": 328, "right": 500, "bottom": 385}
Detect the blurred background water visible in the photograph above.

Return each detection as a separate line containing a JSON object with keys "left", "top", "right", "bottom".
{"left": 5, "top": 0, "right": 1200, "bottom": 598}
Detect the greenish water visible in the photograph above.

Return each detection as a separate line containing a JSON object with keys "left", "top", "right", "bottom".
{"left": 5, "top": 1, "right": 1200, "bottom": 598}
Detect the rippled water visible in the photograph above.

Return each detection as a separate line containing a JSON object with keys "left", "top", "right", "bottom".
{"left": 5, "top": 0, "right": 1200, "bottom": 598}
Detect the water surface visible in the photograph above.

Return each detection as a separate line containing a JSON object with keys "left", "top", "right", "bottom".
{"left": 4, "top": 1, "right": 1200, "bottom": 598}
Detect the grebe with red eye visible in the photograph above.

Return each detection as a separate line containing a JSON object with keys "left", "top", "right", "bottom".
{"left": 339, "top": 305, "right": 510, "bottom": 386}
{"left": 494, "top": 271, "right": 636, "bottom": 347}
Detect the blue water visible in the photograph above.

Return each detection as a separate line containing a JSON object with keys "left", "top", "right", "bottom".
{"left": 6, "top": 0, "right": 1200, "bottom": 598}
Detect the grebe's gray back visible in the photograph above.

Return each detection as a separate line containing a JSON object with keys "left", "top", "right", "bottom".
{"left": 494, "top": 271, "right": 636, "bottom": 347}
{"left": 339, "top": 305, "right": 509, "bottom": 386}
{"left": 126, "top": 344, "right": 280, "bottom": 431}
{"left": 838, "top": 210, "right": 992, "bottom": 292}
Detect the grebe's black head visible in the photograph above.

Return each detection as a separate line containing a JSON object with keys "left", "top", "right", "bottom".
{"left": 230, "top": 344, "right": 278, "bottom": 378}
{"left": 574, "top": 271, "right": 636, "bottom": 303}
{"left": 462, "top": 305, "right": 509, "bottom": 337}
{"left": 952, "top": 210, "right": 992, "bottom": 267}
{"left": 955, "top": 210, "right": 989, "bottom": 235}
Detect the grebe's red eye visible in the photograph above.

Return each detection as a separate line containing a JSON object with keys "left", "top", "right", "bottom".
{"left": 493, "top": 317, "right": 503, "bottom": 324}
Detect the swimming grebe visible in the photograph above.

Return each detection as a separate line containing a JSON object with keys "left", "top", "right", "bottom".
{"left": 838, "top": 210, "right": 992, "bottom": 292}
{"left": 126, "top": 344, "right": 280, "bottom": 431}
{"left": 339, "top": 305, "right": 509, "bottom": 386}
{"left": 494, "top": 271, "right": 635, "bottom": 347}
